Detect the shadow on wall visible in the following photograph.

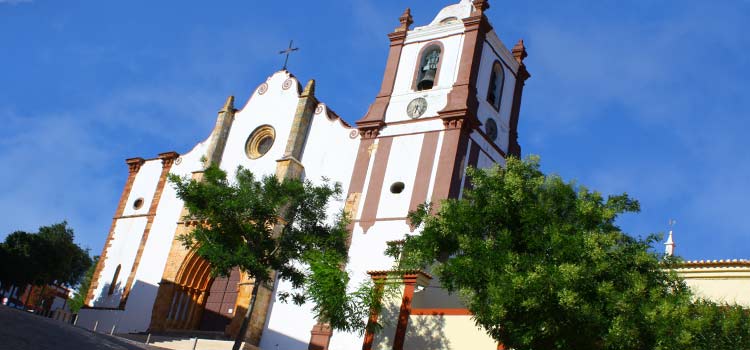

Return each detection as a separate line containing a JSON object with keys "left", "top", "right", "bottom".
{"left": 92, "top": 281, "right": 123, "bottom": 308}
{"left": 371, "top": 293, "right": 451, "bottom": 350}
{"left": 79, "top": 280, "right": 159, "bottom": 334}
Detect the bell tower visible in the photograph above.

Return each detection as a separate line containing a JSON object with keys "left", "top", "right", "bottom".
{"left": 332, "top": 1, "right": 530, "bottom": 349}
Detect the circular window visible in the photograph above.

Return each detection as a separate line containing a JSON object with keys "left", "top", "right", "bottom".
{"left": 133, "top": 198, "right": 144, "bottom": 210}
{"left": 390, "top": 182, "right": 405, "bottom": 194}
{"left": 245, "top": 125, "right": 276, "bottom": 159}
{"left": 485, "top": 118, "right": 498, "bottom": 141}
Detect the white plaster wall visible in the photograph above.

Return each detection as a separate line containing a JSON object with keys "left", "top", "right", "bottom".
{"left": 121, "top": 160, "right": 162, "bottom": 217}
{"left": 411, "top": 280, "right": 465, "bottom": 310}
{"left": 76, "top": 309, "right": 124, "bottom": 335}
{"left": 221, "top": 72, "right": 301, "bottom": 180}
{"left": 90, "top": 217, "right": 148, "bottom": 308}
{"left": 260, "top": 278, "right": 317, "bottom": 350}
{"left": 378, "top": 119, "right": 444, "bottom": 138}
{"left": 475, "top": 40, "right": 518, "bottom": 154}
{"left": 300, "top": 105, "right": 358, "bottom": 196}
{"left": 116, "top": 141, "right": 209, "bottom": 333}
{"left": 680, "top": 270, "right": 750, "bottom": 306}
{"left": 377, "top": 134, "right": 423, "bottom": 219}
{"left": 469, "top": 132, "right": 504, "bottom": 165}
{"left": 328, "top": 221, "right": 413, "bottom": 350}
{"left": 476, "top": 150, "right": 501, "bottom": 170}
{"left": 260, "top": 105, "right": 360, "bottom": 350}
{"left": 404, "top": 315, "right": 496, "bottom": 349}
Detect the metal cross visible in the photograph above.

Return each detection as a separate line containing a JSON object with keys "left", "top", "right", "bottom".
{"left": 669, "top": 219, "right": 677, "bottom": 230}
{"left": 279, "top": 40, "right": 299, "bottom": 70}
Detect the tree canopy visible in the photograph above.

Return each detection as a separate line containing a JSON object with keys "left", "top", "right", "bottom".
{"left": 169, "top": 165, "right": 371, "bottom": 334}
{"left": 397, "top": 156, "right": 750, "bottom": 350}
{"left": 0, "top": 222, "right": 93, "bottom": 294}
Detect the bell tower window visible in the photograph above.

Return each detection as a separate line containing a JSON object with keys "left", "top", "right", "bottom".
{"left": 414, "top": 43, "right": 443, "bottom": 91}
{"left": 486, "top": 61, "right": 505, "bottom": 111}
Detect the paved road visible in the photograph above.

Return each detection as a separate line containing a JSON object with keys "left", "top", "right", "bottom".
{"left": 0, "top": 306, "right": 158, "bottom": 350}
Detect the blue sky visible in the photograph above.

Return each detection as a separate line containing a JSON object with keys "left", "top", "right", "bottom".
{"left": 1, "top": 0, "right": 748, "bottom": 261}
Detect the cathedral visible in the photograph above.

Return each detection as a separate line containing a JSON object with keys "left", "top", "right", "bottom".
{"left": 78, "top": 1, "right": 749, "bottom": 350}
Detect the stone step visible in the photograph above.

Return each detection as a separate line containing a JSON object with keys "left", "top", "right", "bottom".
{"left": 116, "top": 333, "right": 241, "bottom": 350}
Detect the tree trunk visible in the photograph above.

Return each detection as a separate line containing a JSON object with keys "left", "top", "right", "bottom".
{"left": 232, "top": 279, "right": 260, "bottom": 350}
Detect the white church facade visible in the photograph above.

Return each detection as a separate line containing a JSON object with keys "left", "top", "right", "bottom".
{"left": 78, "top": 1, "right": 750, "bottom": 350}
{"left": 80, "top": 1, "right": 527, "bottom": 349}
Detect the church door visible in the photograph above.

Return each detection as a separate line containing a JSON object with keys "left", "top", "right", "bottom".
{"left": 199, "top": 268, "right": 241, "bottom": 332}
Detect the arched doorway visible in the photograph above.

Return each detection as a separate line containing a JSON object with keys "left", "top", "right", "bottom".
{"left": 163, "top": 250, "right": 240, "bottom": 333}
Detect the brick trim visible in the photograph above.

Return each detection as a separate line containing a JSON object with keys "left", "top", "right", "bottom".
{"left": 356, "top": 8, "right": 412, "bottom": 137}
{"left": 359, "top": 138, "right": 394, "bottom": 233}
{"left": 361, "top": 275, "right": 387, "bottom": 350}
{"left": 508, "top": 39, "right": 530, "bottom": 158}
{"left": 407, "top": 133, "right": 439, "bottom": 230}
{"left": 392, "top": 274, "right": 418, "bottom": 350}
{"left": 85, "top": 157, "right": 145, "bottom": 306}
{"left": 120, "top": 151, "right": 179, "bottom": 307}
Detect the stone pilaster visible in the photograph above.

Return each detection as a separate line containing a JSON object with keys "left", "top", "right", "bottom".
{"left": 356, "top": 8, "right": 413, "bottom": 137}
{"left": 276, "top": 79, "right": 317, "bottom": 180}
{"left": 205, "top": 96, "right": 237, "bottom": 167}
{"left": 508, "top": 39, "right": 530, "bottom": 158}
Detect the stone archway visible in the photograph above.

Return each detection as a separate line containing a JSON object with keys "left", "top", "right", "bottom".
{"left": 162, "top": 250, "right": 213, "bottom": 330}
{"left": 149, "top": 249, "right": 241, "bottom": 334}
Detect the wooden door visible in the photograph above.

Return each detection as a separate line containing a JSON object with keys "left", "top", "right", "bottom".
{"left": 199, "top": 268, "right": 240, "bottom": 332}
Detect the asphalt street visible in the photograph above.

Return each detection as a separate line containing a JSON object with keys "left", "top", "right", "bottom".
{"left": 0, "top": 306, "right": 157, "bottom": 350}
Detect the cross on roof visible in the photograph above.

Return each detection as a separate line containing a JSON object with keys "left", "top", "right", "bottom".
{"left": 279, "top": 40, "right": 299, "bottom": 70}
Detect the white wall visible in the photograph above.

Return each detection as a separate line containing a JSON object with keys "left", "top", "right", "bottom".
{"left": 121, "top": 160, "right": 162, "bottom": 217}
{"left": 404, "top": 315, "right": 496, "bottom": 349}
{"left": 259, "top": 102, "right": 361, "bottom": 350}
{"left": 90, "top": 217, "right": 148, "bottom": 308}
{"left": 221, "top": 72, "right": 300, "bottom": 180}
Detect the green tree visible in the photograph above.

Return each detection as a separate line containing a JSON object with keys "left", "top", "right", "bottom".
{"left": 0, "top": 231, "right": 39, "bottom": 291}
{"left": 398, "top": 156, "right": 750, "bottom": 350}
{"left": 0, "top": 223, "right": 92, "bottom": 307}
{"left": 68, "top": 255, "right": 99, "bottom": 313}
{"left": 170, "top": 165, "right": 372, "bottom": 350}
{"left": 35, "top": 222, "right": 93, "bottom": 287}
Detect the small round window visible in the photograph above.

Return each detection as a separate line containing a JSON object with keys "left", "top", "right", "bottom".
{"left": 245, "top": 125, "right": 275, "bottom": 159}
{"left": 390, "top": 182, "right": 405, "bottom": 194}
{"left": 133, "top": 198, "right": 144, "bottom": 210}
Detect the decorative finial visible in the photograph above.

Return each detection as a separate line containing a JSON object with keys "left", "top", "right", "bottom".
{"left": 220, "top": 95, "right": 235, "bottom": 113}
{"left": 302, "top": 79, "right": 316, "bottom": 97}
{"left": 396, "top": 8, "right": 413, "bottom": 32}
{"left": 665, "top": 219, "right": 676, "bottom": 256}
{"left": 279, "top": 40, "right": 299, "bottom": 70}
{"left": 473, "top": 0, "right": 490, "bottom": 14}
{"left": 512, "top": 39, "right": 528, "bottom": 64}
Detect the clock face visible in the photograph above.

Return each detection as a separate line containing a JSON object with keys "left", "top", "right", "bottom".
{"left": 485, "top": 118, "right": 498, "bottom": 141}
{"left": 406, "top": 97, "right": 428, "bottom": 119}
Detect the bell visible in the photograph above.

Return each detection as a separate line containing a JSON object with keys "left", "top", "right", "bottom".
{"left": 417, "top": 68, "right": 436, "bottom": 90}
